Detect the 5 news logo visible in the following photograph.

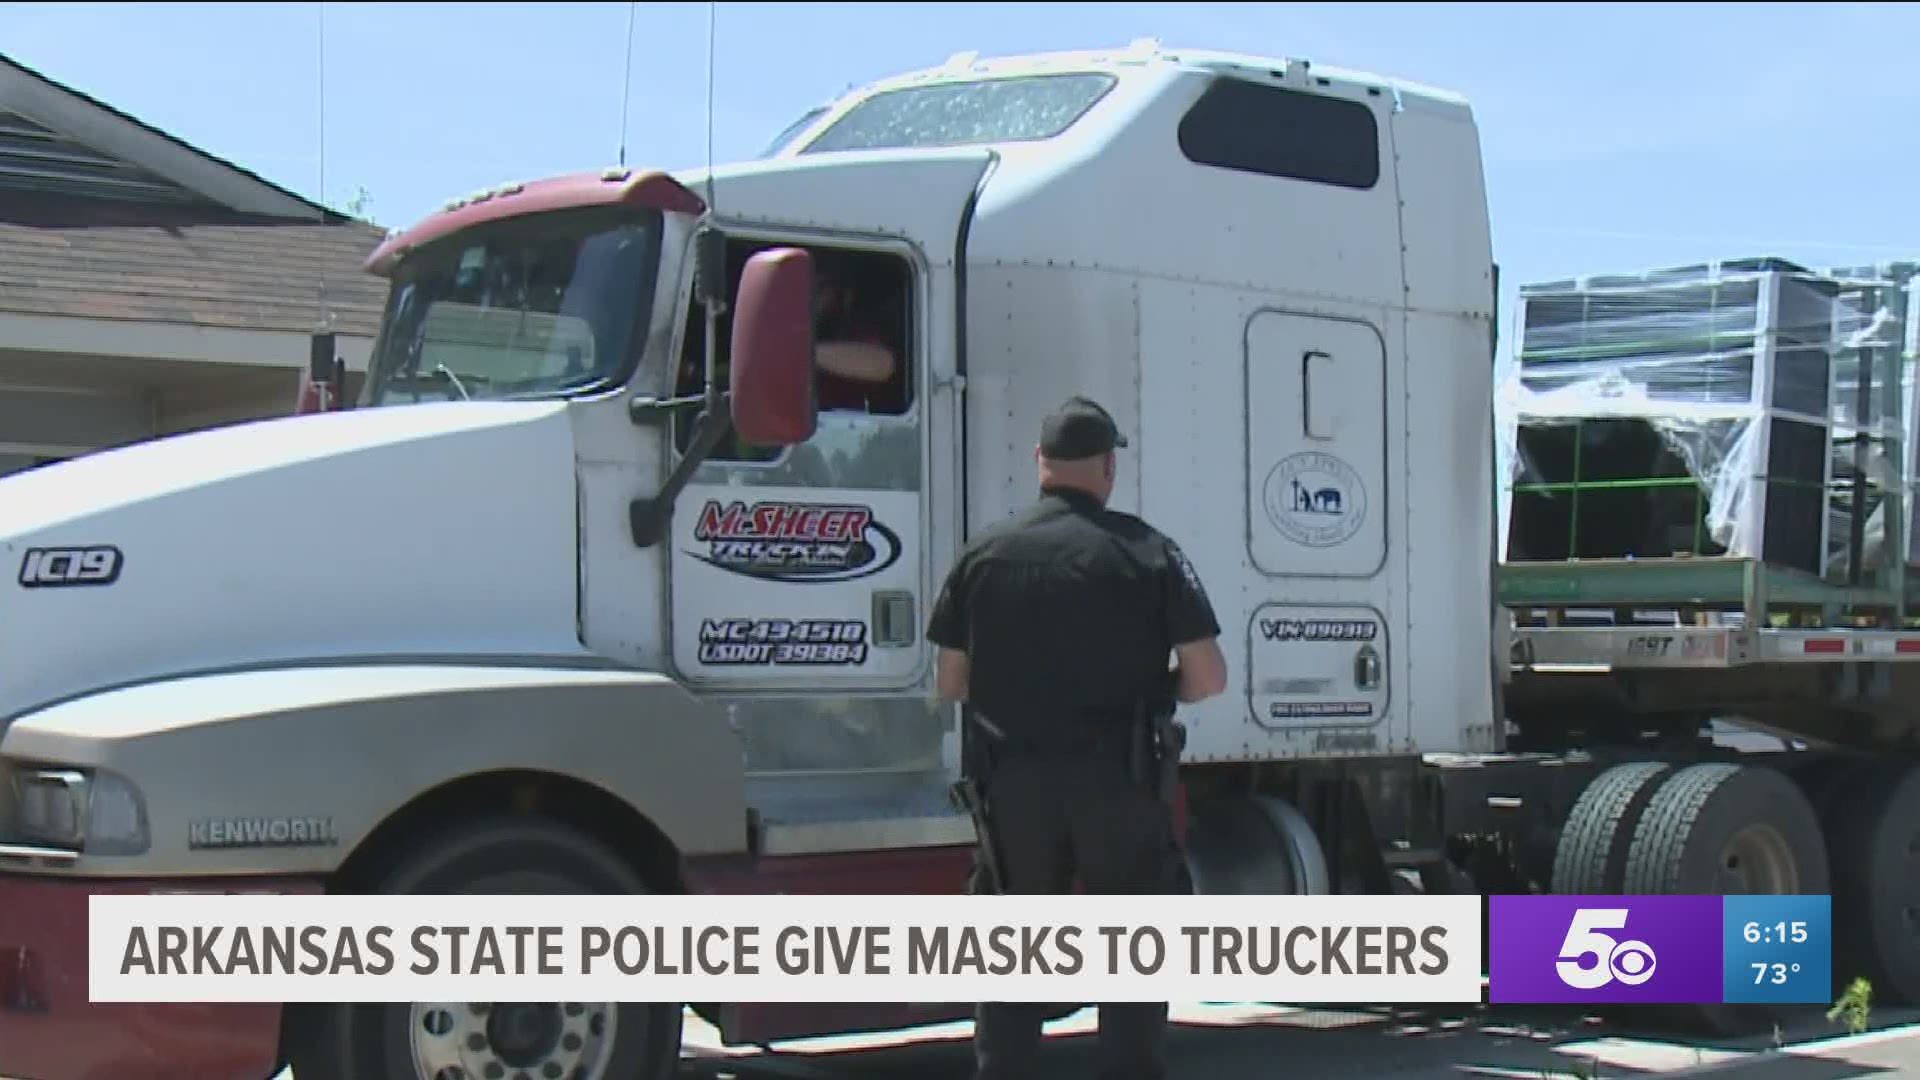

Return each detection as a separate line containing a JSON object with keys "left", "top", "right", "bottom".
{"left": 1554, "top": 907, "right": 1658, "bottom": 990}
{"left": 1488, "top": 895, "right": 1832, "bottom": 1005}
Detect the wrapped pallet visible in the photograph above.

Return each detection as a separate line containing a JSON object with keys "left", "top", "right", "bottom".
{"left": 1499, "top": 257, "right": 1912, "bottom": 584}
{"left": 1823, "top": 261, "right": 1920, "bottom": 566}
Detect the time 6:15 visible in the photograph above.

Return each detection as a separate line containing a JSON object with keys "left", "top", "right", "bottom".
{"left": 1743, "top": 921, "right": 1809, "bottom": 944}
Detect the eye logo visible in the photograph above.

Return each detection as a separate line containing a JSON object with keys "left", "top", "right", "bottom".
{"left": 1609, "top": 941, "right": 1657, "bottom": 985}
{"left": 1555, "top": 908, "right": 1659, "bottom": 990}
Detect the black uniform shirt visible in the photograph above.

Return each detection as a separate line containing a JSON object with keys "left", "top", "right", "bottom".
{"left": 926, "top": 487, "right": 1220, "bottom": 750}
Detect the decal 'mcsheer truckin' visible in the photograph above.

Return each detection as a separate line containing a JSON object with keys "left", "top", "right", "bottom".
{"left": 2, "top": 39, "right": 1914, "bottom": 1080}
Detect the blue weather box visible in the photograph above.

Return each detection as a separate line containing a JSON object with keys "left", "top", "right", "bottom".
{"left": 1722, "top": 895, "right": 1832, "bottom": 1005}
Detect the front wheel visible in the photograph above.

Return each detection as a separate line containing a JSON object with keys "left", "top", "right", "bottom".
{"left": 284, "top": 815, "right": 682, "bottom": 1080}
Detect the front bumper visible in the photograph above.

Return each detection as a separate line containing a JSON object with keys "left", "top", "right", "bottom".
{"left": 0, "top": 871, "right": 321, "bottom": 1080}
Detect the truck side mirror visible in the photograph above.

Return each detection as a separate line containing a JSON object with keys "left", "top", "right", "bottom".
{"left": 300, "top": 331, "right": 346, "bottom": 413}
{"left": 729, "top": 247, "right": 818, "bottom": 447}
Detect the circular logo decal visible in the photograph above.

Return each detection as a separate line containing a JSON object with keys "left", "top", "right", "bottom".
{"left": 1262, "top": 452, "right": 1366, "bottom": 548}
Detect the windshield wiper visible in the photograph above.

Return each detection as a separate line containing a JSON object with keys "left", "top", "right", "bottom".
{"left": 433, "top": 364, "right": 473, "bottom": 401}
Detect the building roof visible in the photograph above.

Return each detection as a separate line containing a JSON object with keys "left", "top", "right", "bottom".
{"left": 0, "top": 193, "right": 388, "bottom": 336}
{"left": 0, "top": 52, "right": 336, "bottom": 220}
{"left": 0, "top": 51, "right": 390, "bottom": 338}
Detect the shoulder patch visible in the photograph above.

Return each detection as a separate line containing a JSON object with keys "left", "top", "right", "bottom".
{"left": 1168, "top": 540, "right": 1207, "bottom": 594}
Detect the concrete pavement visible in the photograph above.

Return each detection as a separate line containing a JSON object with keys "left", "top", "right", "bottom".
{"left": 17, "top": 1002, "right": 1920, "bottom": 1079}
{"left": 678, "top": 1002, "right": 1920, "bottom": 1079}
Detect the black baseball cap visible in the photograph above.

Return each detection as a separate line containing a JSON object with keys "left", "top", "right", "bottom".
{"left": 1039, "top": 396, "right": 1129, "bottom": 460}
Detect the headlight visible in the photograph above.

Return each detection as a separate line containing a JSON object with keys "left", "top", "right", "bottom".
{"left": 8, "top": 766, "right": 149, "bottom": 855}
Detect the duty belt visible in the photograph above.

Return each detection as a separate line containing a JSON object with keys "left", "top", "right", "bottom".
{"left": 966, "top": 709, "right": 1135, "bottom": 755}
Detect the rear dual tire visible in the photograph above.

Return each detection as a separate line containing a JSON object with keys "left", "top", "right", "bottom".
{"left": 1625, "top": 763, "right": 1827, "bottom": 1037}
{"left": 1552, "top": 761, "right": 1672, "bottom": 894}
{"left": 1613, "top": 756, "right": 1920, "bottom": 1016}
{"left": 1552, "top": 761, "right": 1828, "bottom": 1037}
{"left": 1621, "top": 762, "right": 1827, "bottom": 897}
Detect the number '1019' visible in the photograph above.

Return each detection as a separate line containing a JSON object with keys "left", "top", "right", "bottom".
{"left": 19, "top": 546, "right": 122, "bottom": 588}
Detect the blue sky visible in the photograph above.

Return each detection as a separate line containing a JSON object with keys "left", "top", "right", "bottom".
{"left": 7, "top": 1, "right": 1920, "bottom": 329}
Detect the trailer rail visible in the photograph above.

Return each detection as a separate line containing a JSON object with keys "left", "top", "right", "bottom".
{"left": 1513, "top": 624, "right": 1920, "bottom": 670}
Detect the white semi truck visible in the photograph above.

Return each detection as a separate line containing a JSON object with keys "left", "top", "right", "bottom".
{"left": 0, "top": 39, "right": 1911, "bottom": 1080}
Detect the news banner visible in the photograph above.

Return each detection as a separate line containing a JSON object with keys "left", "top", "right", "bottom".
{"left": 83, "top": 891, "right": 1834, "bottom": 1007}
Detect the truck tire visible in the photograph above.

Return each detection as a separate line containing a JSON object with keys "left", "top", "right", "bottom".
{"left": 1820, "top": 761, "right": 1920, "bottom": 1006}
{"left": 285, "top": 814, "right": 681, "bottom": 1080}
{"left": 1623, "top": 762, "right": 1828, "bottom": 897}
{"left": 1184, "top": 794, "right": 1323, "bottom": 895}
{"left": 1622, "top": 763, "right": 1828, "bottom": 1037}
{"left": 1551, "top": 761, "right": 1671, "bottom": 894}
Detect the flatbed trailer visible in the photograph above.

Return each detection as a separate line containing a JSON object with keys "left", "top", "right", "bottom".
{"left": 1503, "top": 557, "right": 1916, "bottom": 630}
{"left": 1503, "top": 556, "right": 1920, "bottom": 742}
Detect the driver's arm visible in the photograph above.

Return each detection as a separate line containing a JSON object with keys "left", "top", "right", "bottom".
{"left": 816, "top": 339, "right": 896, "bottom": 383}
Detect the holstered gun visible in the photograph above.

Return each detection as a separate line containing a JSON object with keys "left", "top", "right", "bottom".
{"left": 950, "top": 708, "right": 1008, "bottom": 895}
{"left": 1129, "top": 670, "right": 1186, "bottom": 806}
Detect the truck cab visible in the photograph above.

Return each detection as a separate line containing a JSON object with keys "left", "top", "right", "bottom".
{"left": 0, "top": 41, "right": 1497, "bottom": 1080}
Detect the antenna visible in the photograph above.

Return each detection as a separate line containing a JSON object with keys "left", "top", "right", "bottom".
{"left": 315, "top": 1, "right": 333, "bottom": 333}
{"left": 317, "top": 1, "right": 325, "bottom": 212}
{"left": 696, "top": 0, "right": 722, "bottom": 415}
{"left": 312, "top": 0, "right": 338, "bottom": 410}
{"left": 617, "top": 1, "right": 636, "bottom": 166}
{"left": 704, "top": 0, "right": 717, "bottom": 213}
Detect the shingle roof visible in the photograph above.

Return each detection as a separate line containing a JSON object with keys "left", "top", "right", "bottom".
{"left": 0, "top": 194, "right": 389, "bottom": 336}
{"left": 0, "top": 50, "right": 390, "bottom": 337}
{"left": 0, "top": 52, "right": 337, "bottom": 220}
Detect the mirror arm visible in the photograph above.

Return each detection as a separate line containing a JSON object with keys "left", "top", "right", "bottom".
{"left": 694, "top": 225, "right": 729, "bottom": 418}
{"left": 629, "top": 224, "right": 737, "bottom": 550}
{"left": 629, "top": 398, "right": 733, "bottom": 549}
{"left": 628, "top": 393, "right": 711, "bottom": 423}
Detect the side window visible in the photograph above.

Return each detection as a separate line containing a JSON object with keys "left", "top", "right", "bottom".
{"left": 1177, "top": 77, "right": 1380, "bottom": 191}
{"left": 674, "top": 241, "right": 915, "bottom": 462}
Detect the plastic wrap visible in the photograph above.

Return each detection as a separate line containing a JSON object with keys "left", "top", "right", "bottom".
{"left": 1825, "top": 261, "right": 1920, "bottom": 565}
{"left": 1498, "top": 258, "right": 1913, "bottom": 580}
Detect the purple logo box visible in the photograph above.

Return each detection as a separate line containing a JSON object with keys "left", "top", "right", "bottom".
{"left": 1489, "top": 895, "right": 1724, "bottom": 1004}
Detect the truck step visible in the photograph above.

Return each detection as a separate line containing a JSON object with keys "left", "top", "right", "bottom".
{"left": 748, "top": 772, "right": 974, "bottom": 857}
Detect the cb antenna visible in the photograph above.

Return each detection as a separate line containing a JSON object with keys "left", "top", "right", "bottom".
{"left": 704, "top": 0, "right": 717, "bottom": 213}
{"left": 696, "top": 0, "right": 724, "bottom": 414}
{"left": 617, "top": 1, "right": 636, "bottom": 166}
{"left": 316, "top": 1, "right": 325, "bottom": 219}
{"left": 316, "top": 3, "right": 333, "bottom": 329}
{"left": 311, "top": 0, "right": 340, "bottom": 410}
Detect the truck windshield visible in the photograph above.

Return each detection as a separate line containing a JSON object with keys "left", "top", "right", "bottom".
{"left": 799, "top": 72, "right": 1116, "bottom": 154}
{"left": 364, "top": 207, "right": 663, "bottom": 405}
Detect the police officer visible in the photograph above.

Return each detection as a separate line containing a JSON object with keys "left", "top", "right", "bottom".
{"left": 926, "top": 395, "right": 1228, "bottom": 1080}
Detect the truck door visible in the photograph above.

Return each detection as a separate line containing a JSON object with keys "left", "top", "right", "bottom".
{"left": 666, "top": 152, "right": 991, "bottom": 697}
{"left": 1245, "top": 310, "right": 1393, "bottom": 732}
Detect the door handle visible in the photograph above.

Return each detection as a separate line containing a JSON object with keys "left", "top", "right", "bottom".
{"left": 872, "top": 590, "right": 917, "bottom": 648}
{"left": 1302, "top": 349, "right": 1333, "bottom": 442}
{"left": 1354, "top": 643, "right": 1381, "bottom": 691}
